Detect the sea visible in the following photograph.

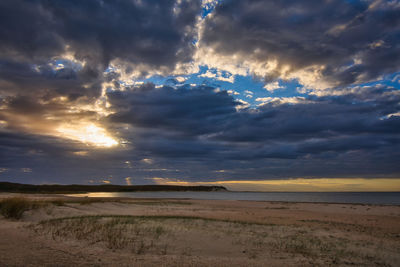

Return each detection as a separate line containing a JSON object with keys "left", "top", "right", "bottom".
{"left": 66, "top": 191, "right": 400, "bottom": 205}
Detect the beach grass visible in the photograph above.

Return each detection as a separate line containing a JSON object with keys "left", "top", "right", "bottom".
{"left": 28, "top": 214, "right": 397, "bottom": 265}
{"left": 0, "top": 197, "right": 42, "bottom": 219}
{"left": 0, "top": 197, "right": 193, "bottom": 218}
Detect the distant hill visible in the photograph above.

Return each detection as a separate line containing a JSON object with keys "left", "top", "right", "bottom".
{"left": 0, "top": 182, "right": 227, "bottom": 194}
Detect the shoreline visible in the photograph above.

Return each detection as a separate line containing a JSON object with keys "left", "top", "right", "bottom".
{"left": 1, "top": 192, "right": 400, "bottom": 206}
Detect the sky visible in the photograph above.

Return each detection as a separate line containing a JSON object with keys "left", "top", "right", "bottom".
{"left": 0, "top": 0, "right": 400, "bottom": 191}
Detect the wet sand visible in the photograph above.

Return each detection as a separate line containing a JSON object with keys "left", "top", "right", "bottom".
{"left": 0, "top": 194, "right": 399, "bottom": 266}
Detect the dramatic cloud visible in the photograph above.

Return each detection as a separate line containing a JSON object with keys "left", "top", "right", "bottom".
{"left": 106, "top": 84, "right": 400, "bottom": 179}
{"left": 198, "top": 0, "right": 400, "bottom": 89}
{"left": 0, "top": 0, "right": 202, "bottom": 150}
{"left": 0, "top": 0, "right": 399, "bottom": 187}
{"left": 1, "top": 82, "right": 399, "bottom": 184}
{"left": 0, "top": 0, "right": 200, "bottom": 69}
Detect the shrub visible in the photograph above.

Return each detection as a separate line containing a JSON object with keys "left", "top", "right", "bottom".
{"left": 51, "top": 199, "right": 65, "bottom": 206}
{"left": 0, "top": 197, "right": 31, "bottom": 219}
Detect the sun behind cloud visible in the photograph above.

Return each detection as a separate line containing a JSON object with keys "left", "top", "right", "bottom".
{"left": 56, "top": 123, "right": 118, "bottom": 148}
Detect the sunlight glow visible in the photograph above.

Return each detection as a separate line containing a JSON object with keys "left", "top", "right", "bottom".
{"left": 152, "top": 178, "right": 400, "bottom": 192}
{"left": 56, "top": 123, "right": 118, "bottom": 147}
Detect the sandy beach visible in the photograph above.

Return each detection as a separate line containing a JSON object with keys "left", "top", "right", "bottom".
{"left": 0, "top": 194, "right": 399, "bottom": 266}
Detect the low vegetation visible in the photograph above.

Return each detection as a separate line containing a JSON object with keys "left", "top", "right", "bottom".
{"left": 29, "top": 215, "right": 398, "bottom": 265}
{"left": 0, "top": 197, "right": 195, "bottom": 220}
{"left": 32, "top": 216, "right": 172, "bottom": 254}
{"left": 0, "top": 197, "right": 39, "bottom": 219}
{"left": 2, "top": 198, "right": 398, "bottom": 265}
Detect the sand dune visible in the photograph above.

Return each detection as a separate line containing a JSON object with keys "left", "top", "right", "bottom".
{"left": 0, "top": 194, "right": 399, "bottom": 266}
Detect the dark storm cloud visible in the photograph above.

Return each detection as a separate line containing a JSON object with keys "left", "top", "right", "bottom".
{"left": 107, "top": 84, "right": 237, "bottom": 136}
{"left": 1, "top": 83, "right": 399, "bottom": 183}
{"left": 200, "top": 0, "right": 400, "bottom": 86}
{"left": 0, "top": 131, "right": 72, "bottom": 161}
{"left": 0, "top": 130, "right": 129, "bottom": 183}
{"left": 34, "top": 83, "right": 388, "bottom": 181}
{"left": 0, "top": 59, "right": 99, "bottom": 100}
{"left": 106, "top": 84, "right": 400, "bottom": 164}
{"left": 220, "top": 97, "right": 400, "bottom": 143}
{"left": 0, "top": 0, "right": 200, "bottom": 69}
{"left": 0, "top": 0, "right": 202, "bottom": 113}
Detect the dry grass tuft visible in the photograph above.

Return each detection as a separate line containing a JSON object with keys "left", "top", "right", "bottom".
{"left": 0, "top": 197, "right": 41, "bottom": 219}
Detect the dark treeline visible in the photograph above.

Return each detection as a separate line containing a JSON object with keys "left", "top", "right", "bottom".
{"left": 0, "top": 182, "right": 227, "bottom": 194}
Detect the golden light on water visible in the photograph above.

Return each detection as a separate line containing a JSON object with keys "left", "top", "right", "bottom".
{"left": 56, "top": 123, "right": 118, "bottom": 148}
{"left": 152, "top": 178, "right": 400, "bottom": 192}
